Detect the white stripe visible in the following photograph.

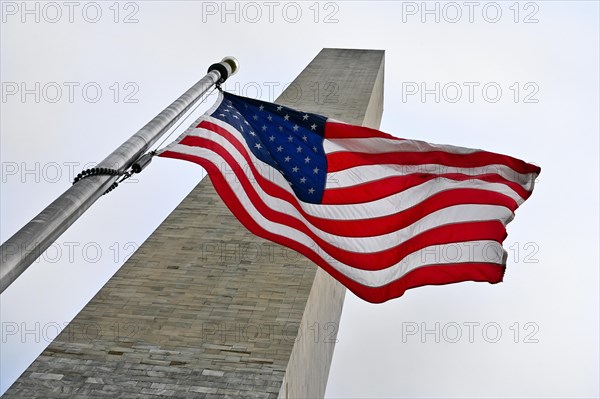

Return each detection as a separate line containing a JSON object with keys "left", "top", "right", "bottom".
{"left": 179, "top": 139, "right": 513, "bottom": 254}
{"left": 183, "top": 117, "right": 526, "bottom": 222}
{"left": 324, "top": 137, "right": 480, "bottom": 155}
{"left": 169, "top": 145, "right": 506, "bottom": 288}
{"left": 326, "top": 163, "right": 536, "bottom": 192}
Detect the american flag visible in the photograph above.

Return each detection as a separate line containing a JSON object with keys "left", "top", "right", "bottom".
{"left": 159, "top": 91, "right": 540, "bottom": 303}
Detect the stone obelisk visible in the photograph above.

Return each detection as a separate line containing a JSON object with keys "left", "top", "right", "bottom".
{"left": 4, "top": 48, "right": 384, "bottom": 398}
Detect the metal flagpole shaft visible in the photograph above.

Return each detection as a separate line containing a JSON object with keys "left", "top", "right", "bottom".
{"left": 0, "top": 57, "right": 239, "bottom": 293}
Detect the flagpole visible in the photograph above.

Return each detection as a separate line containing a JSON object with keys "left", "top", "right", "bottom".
{"left": 0, "top": 57, "right": 239, "bottom": 293}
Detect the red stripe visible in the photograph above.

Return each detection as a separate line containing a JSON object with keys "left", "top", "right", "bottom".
{"left": 160, "top": 149, "right": 504, "bottom": 303}
{"left": 327, "top": 189, "right": 517, "bottom": 237}
{"left": 325, "top": 121, "right": 401, "bottom": 139}
{"left": 181, "top": 122, "right": 518, "bottom": 238}
{"left": 328, "top": 150, "right": 541, "bottom": 175}
{"left": 163, "top": 142, "right": 509, "bottom": 270}
{"left": 312, "top": 220, "right": 507, "bottom": 271}
{"left": 325, "top": 122, "right": 541, "bottom": 177}
{"left": 322, "top": 172, "right": 532, "bottom": 204}
{"left": 367, "top": 262, "right": 504, "bottom": 303}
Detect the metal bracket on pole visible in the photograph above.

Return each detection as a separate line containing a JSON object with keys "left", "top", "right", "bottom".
{"left": 0, "top": 57, "right": 239, "bottom": 293}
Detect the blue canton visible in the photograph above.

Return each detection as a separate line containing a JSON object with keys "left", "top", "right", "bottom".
{"left": 211, "top": 91, "right": 328, "bottom": 204}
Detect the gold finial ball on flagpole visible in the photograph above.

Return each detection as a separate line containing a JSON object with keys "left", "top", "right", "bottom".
{"left": 222, "top": 56, "right": 239, "bottom": 76}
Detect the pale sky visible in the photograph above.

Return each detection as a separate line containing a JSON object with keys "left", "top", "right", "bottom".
{"left": 1, "top": 1, "right": 599, "bottom": 397}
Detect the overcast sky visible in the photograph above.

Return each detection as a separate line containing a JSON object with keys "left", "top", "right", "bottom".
{"left": 1, "top": 1, "right": 599, "bottom": 397}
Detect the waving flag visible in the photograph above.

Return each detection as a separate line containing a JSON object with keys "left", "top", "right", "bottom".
{"left": 159, "top": 91, "right": 540, "bottom": 303}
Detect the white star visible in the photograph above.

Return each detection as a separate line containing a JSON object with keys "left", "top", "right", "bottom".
{"left": 292, "top": 166, "right": 299, "bottom": 173}
{"left": 284, "top": 156, "right": 291, "bottom": 162}
{"left": 302, "top": 135, "right": 308, "bottom": 142}
{"left": 253, "top": 115, "right": 258, "bottom": 120}
{"left": 267, "top": 115, "right": 273, "bottom": 121}
{"left": 232, "top": 115, "right": 239, "bottom": 119}
{"left": 244, "top": 120, "right": 250, "bottom": 125}
{"left": 310, "top": 124, "right": 317, "bottom": 130}
{"left": 259, "top": 105, "right": 265, "bottom": 111}
{"left": 288, "top": 135, "right": 294, "bottom": 142}
{"left": 300, "top": 177, "right": 307, "bottom": 184}
{"left": 276, "top": 105, "right": 283, "bottom": 111}
{"left": 254, "top": 143, "right": 262, "bottom": 150}
{"left": 278, "top": 126, "right": 284, "bottom": 131}
{"left": 240, "top": 126, "right": 244, "bottom": 132}
{"left": 313, "top": 167, "right": 319, "bottom": 174}
{"left": 269, "top": 135, "right": 275, "bottom": 142}
{"left": 293, "top": 124, "right": 299, "bottom": 132}
{"left": 249, "top": 131, "right": 256, "bottom": 136}
{"left": 308, "top": 188, "right": 315, "bottom": 194}
{"left": 224, "top": 109, "right": 230, "bottom": 112}
{"left": 304, "top": 156, "right": 311, "bottom": 163}
{"left": 277, "top": 146, "right": 283, "bottom": 152}
{"left": 284, "top": 114, "right": 290, "bottom": 121}
{"left": 219, "top": 113, "right": 225, "bottom": 117}
{"left": 261, "top": 125, "right": 267, "bottom": 131}
{"left": 303, "top": 114, "right": 309, "bottom": 120}
{"left": 296, "top": 146, "right": 302, "bottom": 153}
{"left": 312, "top": 146, "right": 318, "bottom": 152}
